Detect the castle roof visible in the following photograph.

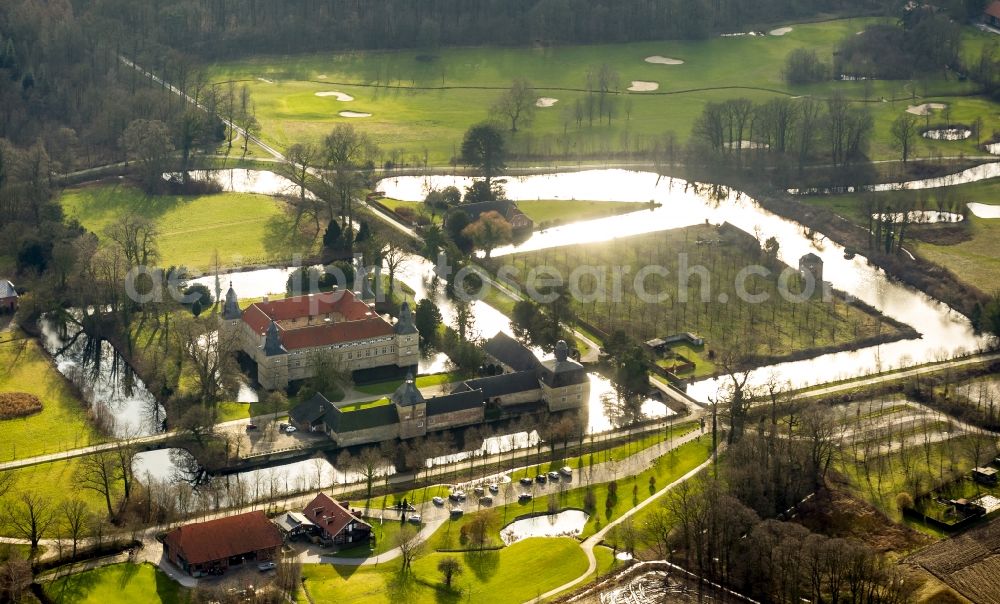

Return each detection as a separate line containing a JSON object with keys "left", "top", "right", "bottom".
{"left": 243, "top": 290, "right": 394, "bottom": 351}
{"left": 484, "top": 332, "right": 540, "bottom": 372}
{"left": 391, "top": 372, "right": 424, "bottom": 406}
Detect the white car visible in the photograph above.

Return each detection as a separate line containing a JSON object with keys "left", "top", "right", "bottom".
{"left": 407, "top": 514, "right": 422, "bottom": 524}
{"left": 559, "top": 466, "right": 573, "bottom": 477}
{"left": 284, "top": 425, "right": 297, "bottom": 433}
{"left": 432, "top": 496, "right": 445, "bottom": 506}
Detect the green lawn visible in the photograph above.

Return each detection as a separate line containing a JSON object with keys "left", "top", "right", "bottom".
{"left": 0, "top": 335, "right": 101, "bottom": 460}
{"left": 0, "top": 458, "right": 120, "bottom": 537}
{"left": 204, "top": 18, "right": 1000, "bottom": 164}
{"left": 340, "top": 397, "right": 391, "bottom": 412}
{"left": 59, "top": 183, "right": 321, "bottom": 271}
{"left": 515, "top": 200, "right": 652, "bottom": 226}
{"left": 45, "top": 563, "right": 189, "bottom": 604}
{"left": 299, "top": 536, "right": 587, "bottom": 604}
{"left": 801, "top": 181, "right": 1000, "bottom": 289}
{"left": 355, "top": 371, "right": 467, "bottom": 396}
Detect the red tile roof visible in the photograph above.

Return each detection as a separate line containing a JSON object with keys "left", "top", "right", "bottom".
{"left": 163, "top": 511, "right": 282, "bottom": 565}
{"left": 303, "top": 493, "right": 371, "bottom": 538}
{"left": 987, "top": 0, "right": 1000, "bottom": 18}
{"left": 242, "top": 291, "right": 394, "bottom": 350}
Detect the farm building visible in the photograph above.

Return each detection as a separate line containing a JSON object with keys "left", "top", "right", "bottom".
{"left": 644, "top": 332, "right": 705, "bottom": 353}
{"left": 302, "top": 493, "right": 372, "bottom": 545}
{"left": 162, "top": 511, "right": 282, "bottom": 577}
{"left": 273, "top": 511, "right": 318, "bottom": 540}
{"left": 0, "top": 280, "right": 18, "bottom": 313}
{"left": 798, "top": 252, "right": 824, "bottom": 286}
{"left": 461, "top": 200, "right": 534, "bottom": 231}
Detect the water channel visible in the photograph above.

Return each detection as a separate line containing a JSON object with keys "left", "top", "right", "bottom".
{"left": 377, "top": 170, "right": 987, "bottom": 400}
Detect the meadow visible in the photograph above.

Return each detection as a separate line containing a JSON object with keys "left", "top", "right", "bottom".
{"left": 503, "top": 224, "right": 905, "bottom": 362}
{"left": 45, "top": 562, "right": 188, "bottom": 604}
{"left": 0, "top": 334, "right": 101, "bottom": 460}
{"left": 204, "top": 18, "right": 1000, "bottom": 164}
{"left": 59, "top": 183, "right": 321, "bottom": 272}
{"left": 801, "top": 181, "right": 1000, "bottom": 289}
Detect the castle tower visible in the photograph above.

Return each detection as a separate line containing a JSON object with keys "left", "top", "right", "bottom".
{"left": 259, "top": 320, "right": 289, "bottom": 389}
{"left": 222, "top": 282, "right": 242, "bottom": 320}
{"left": 391, "top": 371, "right": 426, "bottom": 438}
{"left": 395, "top": 301, "right": 419, "bottom": 368}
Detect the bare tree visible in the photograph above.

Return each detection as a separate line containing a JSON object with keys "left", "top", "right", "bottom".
{"left": 492, "top": 78, "right": 536, "bottom": 133}
{"left": 395, "top": 524, "right": 425, "bottom": 573}
{"left": 60, "top": 499, "right": 89, "bottom": 559}
{"left": 891, "top": 114, "right": 919, "bottom": 163}
{"left": 103, "top": 213, "right": 159, "bottom": 269}
{"left": 172, "top": 314, "right": 240, "bottom": 403}
{"left": 77, "top": 451, "right": 119, "bottom": 517}
{"left": 6, "top": 491, "right": 55, "bottom": 549}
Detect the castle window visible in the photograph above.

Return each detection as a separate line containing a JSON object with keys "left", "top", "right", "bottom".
{"left": 417, "top": 421, "right": 424, "bottom": 428}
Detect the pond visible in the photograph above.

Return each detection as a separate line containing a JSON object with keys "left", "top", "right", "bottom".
{"left": 499, "top": 509, "right": 589, "bottom": 545}
{"left": 131, "top": 447, "right": 394, "bottom": 509}
{"left": 378, "top": 170, "right": 985, "bottom": 401}
{"left": 166, "top": 169, "right": 307, "bottom": 198}
{"left": 39, "top": 316, "right": 165, "bottom": 437}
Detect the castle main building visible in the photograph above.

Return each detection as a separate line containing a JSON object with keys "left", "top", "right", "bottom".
{"left": 220, "top": 285, "right": 418, "bottom": 390}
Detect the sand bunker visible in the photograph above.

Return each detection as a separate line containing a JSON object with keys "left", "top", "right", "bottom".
{"left": 315, "top": 91, "right": 355, "bottom": 101}
{"left": 906, "top": 103, "right": 946, "bottom": 116}
{"left": 317, "top": 74, "right": 328, "bottom": 79}
{"left": 968, "top": 202, "right": 1000, "bottom": 219}
{"left": 723, "top": 140, "right": 769, "bottom": 150}
{"left": 922, "top": 128, "right": 971, "bottom": 141}
{"left": 535, "top": 97, "right": 559, "bottom": 107}
{"left": 339, "top": 111, "right": 371, "bottom": 118}
{"left": 628, "top": 81, "right": 659, "bottom": 92}
{"left": 721, "top": 32, "right": 762, "bottom": 37}
{"left": 769, "top": 27, "right": 793, "bottom": 36}
{"left": 645, "top": 56, "right": 684, "bottom": 65}
{"left": 257, "top": 77, "right": 274, "bottom": 84}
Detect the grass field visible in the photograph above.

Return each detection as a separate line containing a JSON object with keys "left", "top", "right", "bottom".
{"left": 0, "top": 458, "right": 119, "bottom": 537}
{"left": 204, "top": 19, "right": 1000, "bottom": 164}
{"left": 59, "top": 183, "right": 321, "bottom": 271}
{"left": 381, "top": 197, "right": 651, "bottom": 227}
{"left": 0, "top": 335, "right": 100, "bottom": 460}
{"left": 355, "top": 371, "right": 467, "bottom": 396}
{"left": 298, "top": 536, "right": 588, "bottom": 604}
{"left": 46, "top": 563, "right": 188, "bottom": 604}
{"left": 504, "top": 224, "right": 903, "bottom": 362}
{"left": 801, "top": 181, "right": 1000, "bottom": 288}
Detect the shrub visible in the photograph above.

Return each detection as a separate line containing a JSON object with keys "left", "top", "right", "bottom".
{"left": 583, "top": 488, "right": 597, "bottom": 512}
{"left": 0, "top": 392, "right": 43, "bottom": 419}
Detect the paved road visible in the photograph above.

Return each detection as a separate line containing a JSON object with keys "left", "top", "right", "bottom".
{"left": 0, "top": 412, "right": 284, "bottom": 472}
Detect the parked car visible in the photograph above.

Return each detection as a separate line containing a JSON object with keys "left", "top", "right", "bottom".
{"left": 488, "top": 483, "right": 499, "bottom": 494}
{"left": 559, "top": 466, "right": 573, "bottom": 477}
{"left": 518, "top": 493, "right": 533, "bottom": 502}
{"left": 407, "top": 514, "right": 422, "bottom": 524}
{"left": 535, "top": 474, "right": 547, "bottom": 484}
{"left": 450, "top": 507, "right": 464, "bottom": 517}
{"left": 245, "top": 423, "right": 258, "bottom": 431}
{"left": 479, "top": 496, "right": 493, "bottom": 506}
{"left": 547, "top": 471, "right": 560, "bottom": 481}
{"left": 519, "top": 477, "right": 533, "bottom": 486}
{"left": 432, "top": 496, "right": 445, "bottom": 506}
{"left": 473, "top": 486, "right": 485, "bottom": 496}
{"left": 257, "top": 561, "right": 276, "bottom": 572}
{"left": 284, "top": 425, "right": 297, "bottom": 433}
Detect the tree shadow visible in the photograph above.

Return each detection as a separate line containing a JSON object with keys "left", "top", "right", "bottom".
{"left": 45, "top": 563, "right": 102, "bottom": 604}
{"left": 463, "top": 548, "right": 500, "bottom": 583}
{"left": 262, "top": 206, "right": 319, "bottom": 259}
{"left": 117, "top": 561, "right": 140, "bottom": 589}
{"left": 386, "top": 567, "right": 420, "bottom": 604}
